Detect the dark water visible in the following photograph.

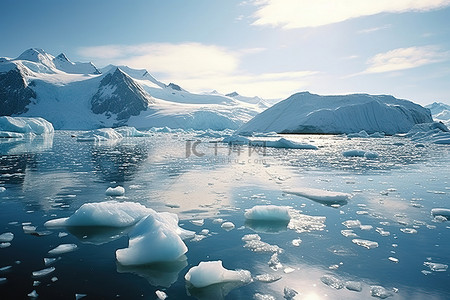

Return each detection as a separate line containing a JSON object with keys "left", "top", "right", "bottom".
{"left": 0, "top": 132, "right": 449, "bottom": 299}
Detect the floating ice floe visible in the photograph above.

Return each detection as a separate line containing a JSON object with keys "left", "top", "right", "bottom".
{"left": 0, "top": 187, "right": 5, "bottom": 193}
{"left": 48, "top": 244, "right": 78, "bottom": 255}
{"left": 32, "top": 267, "right": 55, "bottom": 278}
{"left": 342, "top": 149, "right": 379, "bottom": 159}
{"left": 431, "top": 208, "right": 450, "bottom": 220}
{"left": 254, "top": 273, "right": 282, "bottom": 283}
{"left": 345, "top": 281, "right": 363, "bottom": 292}
{"left": 76, "top": 128, "right": 123, "bottom": 142}
{"left": 44, "top": 201, "right": 151, "bottom": 228}
{"left": 155, "top": 290, "right": 168, "bottom": 300}
{"left": 0, "top": 232, "right": 14, "bottom": 242}
{"left": 244, "top": 205, "right": 291, "bottom": 222}
{"left": 370, "top": 285, "right": 393, "bottom": 299}
{"left": 185, "top": 260, "right": 252, "bottom": 288}
{"left": 253, "top": 293, "right": 276, "bottom": 300}
{"left": 116, "top": 214, "right": 188, "bottom": 265}
{"left": 320, "top": 274, "right": 344, "bottom": 289}
{"left": 222, "top": 135, "right": 317, "bottom": 149}
{"left": 347, "top": 130, "right": 385, "bottom": 138}
{"left": 423, "top": 262, "right": 448, "bottom": 272}
{"left": 284, "top": 187, "right": 351, "bottom": 206}
{"left": 114, "top": 126, "right": 151, "bottom": 137}
{"left": 403, "top": 122, "right": 450, "bottom": 144}
{"left": 352, "top": 239, "right": 379, "bottom": 249}
{"left": 221, "top": 221, "right": 235, "bottom": 231}
{"left": 284, "top": 287, "right": 298, "bottom": 299}
{"left": 105, "top": 186, "right": 125, "bottom": 197}
{"left": 0, "top": 116, "right": 54, "bottom": 136}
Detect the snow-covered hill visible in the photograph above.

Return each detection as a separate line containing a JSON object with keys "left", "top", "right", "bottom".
{"left": 425, "top": 102, "right": 450, "bottom": 127}
{"left": 238, "top": 92, "right": 433, "bottom": 135}
{"left": 0, "top": 48, "right": 264, "bottom": 130}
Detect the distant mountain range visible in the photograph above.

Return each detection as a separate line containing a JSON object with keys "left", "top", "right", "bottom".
{"left": 0, "top": 48, "right": 267, "bottom": 130}
{"left": 0, "top": 48, "right": 446, "bottom": 133}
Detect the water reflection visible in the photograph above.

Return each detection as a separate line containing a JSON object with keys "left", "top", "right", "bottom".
{"left": 186, "top": 280, "right": 250, "bottom": 300}
{"left": 117, "top": 257, "right": 188, "bottom": 288}
{"left": 91, "top": 141, "right": 149, "bottom": 183}
{"left": 0, "top": 135, "right": 53, "bottom": 155}
{"left": 245, "top": 220, "right": 289, "bottom": 233}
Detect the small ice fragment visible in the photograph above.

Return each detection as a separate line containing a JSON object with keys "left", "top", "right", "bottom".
{"left": 105, "top": 186, "right": 125, "bottom": 196}
{"left": 200, "top": 229, "right": 209, "bottom": 235}
{"left": 75, "top": 294, "right": 87, "bottom": 300}
{"left": 23, "top": 225, "right": 37, "bottom": 234}
{"left": 58, "top": 232, "right": 68, "bottom": 238}
{"left": 253, "top": 293, "right": 275, "bottom": 300}
{"left": 341, "top": 230, "right": 358, "bottom": 238}
{"left": 356, "top": 211, "right": 368, "bottom": 215}
{"left": 291, "top": 239, "right": 302, "bottom": 246}
{"left": 242, "top": 234, "right": 261, "bottom": 241}
{"left": 0, "top": 187, "right": 5, "bottom": 192}
{"left": 221, "top": 221, "right": 235, "bottom": 231}
{"left": 32, "top": 267, "right": 55, "bottom": 278}
{"left": 268, "top": 253, "right": 282, "bottom": 270}
{"left": 184, "top": 260, "right": 251, "bottom": 288}
{"left": 320, "top": 274, "right": 343, "bottom": 289}
{"left": 364, "top": 151, "right": 379, "bottom": 159}
{"left": 191, "top": 234, "right": 207, "bottom": 242}
{"left": 284, "top": 286, "right": 298, "bottom": 300}
{"left": 0, "top": 243, "right": 11, "bottom": 248}
{"left": 329, "top": 264, "right": 339, "bottom": 270}
{"left": 388, "top": 257, "right": 399, "bottom": 263}
{"left": 345, "top": 281, "right": 362, "bottom": 292}
{"left": 254, "top": 273, "right": 282, "bottom": 283}
{"left": 376, "top": 228, "right": 390, "bottom": 236}
{"left": 155, "top": 290, "right": 168, "bottom": 300}
{"left": 33, "top": 281, "right": 40, "bottom": 287}
{"left": 423, "top": 262, "right": 448, "bottom": 272}
{"left": 421, "top": 270, "right": 432, "bottom": 275}
{"left": 244, "top": 205, "right": 291, "bottom": 221}
{"left": 28, "top": 290, "right": 38, "bottom": 298}
{"left": 244, "top": 239, "right": 282, "bottom": 253}
{"left": 352, "top": 239, "right": 379, "bottom": 249}
{"left": 51, "top": 276, "right": 58, "bottom": 282}
{"left": 360, "top": 225, "right": 373, "bottom": 231}
{"left": 400, "top": 228, "right": 417, "bottom": 234}
{"left": 191, "top": 219, "right": 204, "bottom": 226}
{"left": 0, "top": 232, "right": 14, "bottom": 242}
{"left": 370, "top": 285, "right": 393, "bottom": 299}
{"left": 342, "top": 149, "right": 366, "bottom": 157}
{"left": 284, "top": 267, "right": 295, "bottom": 273}
{"left": 0, "top": 266, "right": 12, "bottom": 273}
{"left": 48, "top": 244, "right": 78, "bottom": 255}
{"left": 44, "top": 257, "right": 60, "bottom": 266}
{"left": 342, "top": 220, "right": 361, "bottom": 228}
{"left": 212, "top": 218, "right": 224, "bottom": 224}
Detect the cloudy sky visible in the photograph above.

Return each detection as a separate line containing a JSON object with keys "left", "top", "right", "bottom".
{"left": 1, "top": 0, "right": 450, "bottom": 104}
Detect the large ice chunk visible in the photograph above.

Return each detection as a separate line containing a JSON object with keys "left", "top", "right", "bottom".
{"left": 185, "top": 260, "right": 251, "bottom": 288}
{"left": 0, "top": 116, "right": 54, "bottom": 135}
{"left": 244, "top": 205, "right": 291, "bottom": 222}
{"left": 76, "top": 128, "right": 123, "bottom": 142}
{"left": 44, "top": 201, "right": 151, "bottom": 228}
{"left": 431, "top": 208, "right": 450, "bottom": 219}
{"left": 116, "top": 214, "right": 188, "bottom": 265}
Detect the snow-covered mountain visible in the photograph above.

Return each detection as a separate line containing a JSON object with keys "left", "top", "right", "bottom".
{"left": 238, "top": 92, "right": 433, "bottom": 135}
{"left": 0, "top": 48, "right": 264, "bottom": 130}
{"left": 425, "top": 102, "right": 450, "bottom": 127}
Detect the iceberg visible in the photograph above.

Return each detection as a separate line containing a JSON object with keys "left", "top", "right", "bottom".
{"left": 76, "top": 128, "right": 123, "bottom": 142}
{"left": 105, "top": 186, "right": 125, "bottom": 197}
{"left": 403, "top": 122, "right": 450, "bottom": 144}
{"left": 431, "top": 208, "right": 450, "bottom": 220}
{"left": 238, "top": 92, "right": 432, "bottom": 135}
{"left": 0, "top": 116, "right": 54, "bottom": 135}
{"left": 185, "top": 260, "right": 251, "bottom": 288}
{"left": 116, "top": 214, "right": 188, "bottom": 265}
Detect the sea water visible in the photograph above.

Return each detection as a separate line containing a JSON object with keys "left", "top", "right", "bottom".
{"left": 0, "top": 131, "right": 449, "bottom": 299}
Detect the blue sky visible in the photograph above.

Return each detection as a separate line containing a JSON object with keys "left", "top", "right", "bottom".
{"left": 1, "top": 0, "right": 450, "bottom": 104}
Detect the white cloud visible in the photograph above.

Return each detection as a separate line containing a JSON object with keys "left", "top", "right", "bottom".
{"left": 365, "top": 46, "right": 449, "bottom": 73}
{"left": 250, "top": 0, "right": 450, "bottom": 29}
{"left": 78, "top": 43, "right": 316, "bottom": 99}
{"left": 357, "top": 24, "right": 391, "bottom": 34}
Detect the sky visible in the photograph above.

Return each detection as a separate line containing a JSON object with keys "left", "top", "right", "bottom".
{"left": 1, "top": 0, "right": 450, "bottom": 105}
